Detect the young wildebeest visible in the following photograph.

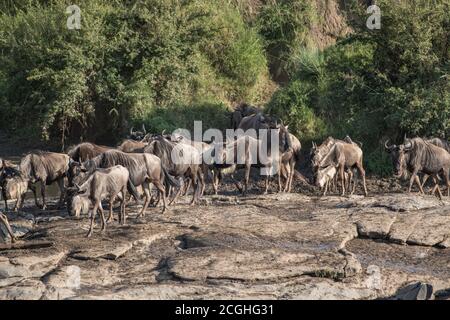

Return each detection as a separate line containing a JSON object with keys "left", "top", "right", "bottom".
{"left": 72, "top": 165, "right": 130, "bottom": 237}
{"left": 20, "top": 152, "right": 69, "bottom": 209}
{"left": 67, "top": 142, "right": 112, "bottom": 163}
{"left": 144, "top": 135, "right": 202, "bottom": 205}
{"left": 315, "top": 137, "right": 368, "bottom": 196}
{"left": 1, "top": 165, "right": 28, "bottom": 212}
{"left": 75, "top": 149, "right": 177, "bottom": 215}
{"left": 385, "top": 137, "right": 450, "bottom": 198}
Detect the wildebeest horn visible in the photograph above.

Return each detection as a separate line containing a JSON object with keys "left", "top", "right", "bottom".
{"left": 403, "top": 133, "right": 407, "bottom": 143}
{"left": 384, "top": 139, "right": 394, "bottom": 150}
{"left": 404, "top": 140, "right": 412, "bottom": 150}
{"left": 130, "top": 127, "right": 134, "bottom": 135}
{"left": 142, "top": 124, "right": 146, "bottom": 134}
{"left": 161, "top": 129, "right": 166, "bottom": 135}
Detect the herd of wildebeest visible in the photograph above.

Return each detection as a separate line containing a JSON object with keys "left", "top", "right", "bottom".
{"left": 1, "top": 103, "right": 450, "bottom": 240}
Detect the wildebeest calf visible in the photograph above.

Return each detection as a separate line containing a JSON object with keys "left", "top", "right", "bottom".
{"left": 72, "top": 165, "right": 130, "bottom": 237}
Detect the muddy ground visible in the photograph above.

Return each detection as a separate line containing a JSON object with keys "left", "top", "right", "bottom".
{"left": 1, "top": 176, "right": 450, "bottom": 300}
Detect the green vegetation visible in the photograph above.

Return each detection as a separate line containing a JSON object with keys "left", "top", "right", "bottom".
{"left": 0, "top": 0, "right": 449, "bottom": 175}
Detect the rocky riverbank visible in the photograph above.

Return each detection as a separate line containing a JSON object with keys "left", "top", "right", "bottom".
{"left": 1, "top": 192, "right": 450, "bottom": 300}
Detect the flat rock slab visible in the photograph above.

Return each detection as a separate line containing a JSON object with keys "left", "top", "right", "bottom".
{"left": 0, "top": 251, "right": 66, "bottom": 279}
{"left": 71, "top": 242, "right": 132, "bottom": 260}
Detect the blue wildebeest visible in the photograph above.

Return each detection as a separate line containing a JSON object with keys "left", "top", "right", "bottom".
{"left": 20, "top": 152, "right": 70, "bottom": 209}
{"left": 144, "top": 135, "right": 203, "bottom": 205}
{"left": 208, "top": 122, "right": 292, "bottom": 195}
{"left": 70, "top": 165, "right": 131, "bottom": 237}
{"left": 385, "top": 137, "right": 450, "bottom": 198}
{"left": 70, "top": 149, "right": 177, "bottom": 215}
{"left": 67, "top": 142, "right": 112, "bottom": 163}
{"left": 314, "top": 137, "right": 368, "bottom": 196}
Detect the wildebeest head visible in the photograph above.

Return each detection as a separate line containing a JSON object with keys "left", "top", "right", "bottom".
{"left": 311, "top": 137, "right": 335, "bottom": 171}
{"left": 385, "top": 139, "right": 412, "bottom": 178}
{"left": 67, "top": 159, "right": 88, "bottom": 186}
{"left": 129, "top": 124, "right": 147, "bottom": 141}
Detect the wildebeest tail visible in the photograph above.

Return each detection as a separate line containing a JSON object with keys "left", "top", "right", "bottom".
{"left": 162, "top": 166, "right": 180, "bottom": 188}
{"left": 127, "top": 178, "right": 141, "bottom": 204}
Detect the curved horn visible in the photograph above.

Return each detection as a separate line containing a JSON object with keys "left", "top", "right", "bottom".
{"left": 404, "top": 140, "right": 412, "bottom": 150}
{"left": 130, "top": 127, "right": 134, "bottom": 135}
{"left": 384, "top": 139, "right": 394, "bottom": 150}
{"left": 142, "top": 124, "right": 146, "bottom": 134}
{"left": 161, "top": 129, "right": 166, "bottom": 135}
{"left": 403, "top": 133, "right": 407, "bottom": 143}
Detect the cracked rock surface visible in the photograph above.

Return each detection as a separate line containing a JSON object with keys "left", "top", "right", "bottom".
{"left": 1, "top": 192, "right": 450, "bottom": 300}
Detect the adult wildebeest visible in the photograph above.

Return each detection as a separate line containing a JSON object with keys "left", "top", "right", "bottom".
{"left": 314, "top": 137, "right": 368, "bottom": 196}
{"left": 230, "top": 103, "right": 262, "bottom": 129}
{"left": 144, "top": 135, "right": 203, "bottom": 205}
{"left": 280, "top": 132, "right": 301, "bottom": 192}
{"left": 67, "top": 142, "right": 112, "bottom": 163}
{"left": 1, "top": 165, "right": 28, "bottom": 212}
{"left": 385, "top": 137, "right": 450, "bottom": 198}
{"left": 71, "top": 165, "right": 130, "bottom": 237}
{"left": 20, "top": 152, "right": 69, "bottom": 209}
{"left": 237, "top": 113, "right": 278, "bottom": 133}
{"left": 72, "top": 149, "right": 176, "bottom": 215}
{"left": 208, "top": 123, "right": 291, "bottom": 195}
{"left": 128, "top": 124, "right": 147, "bottom": 141}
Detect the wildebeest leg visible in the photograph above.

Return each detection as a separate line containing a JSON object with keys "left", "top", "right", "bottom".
{"left": 212, "top": 169, "right": 219, "bottom": 195}
{"left": 182, "top": 178, "right": 191, "bottom": 196}
{"left": 288, "top": 160, "right": 296, "bottom": 193}
{"left": 323, "top": 180, "right": 329, "bottom": 196}
{"left": 139, "top": 181, "right": 151, "bottom": 217}
{"left": 3, "top": 195, "right": 8, "bottom": 212}
{"left": 107, "top": 193, "right": 118, "bottom": 223}
{"left": 414, "top": 174, "right": 425, "bottom": 194}
{"left": 169, "top": 183, "right": 183, "bottom": 206}
{"left": 189, "top": 171, "right": 199, "bottom": 205}
{"left": 430, "top": 176, "right": 443, "bottom": 199}
{"left": 154, "top": 181, "right": 167, "bottom": 213}
{"left": 98, "top": 203, "right": 106, "bottom": 232}
{"left": 121, "top": 188, "right": 127, "bottom": 225}
{"left": 244, "top": 163, "right": 251, "bottom": 196}
{"left": 56, "top": 177, "right": 65, "bottom": 208}
{"left": 0, "top": 212, "right": 15, "bottom": 243}
{"left": 40, "top": 181, "right": 47, "bottom": 210}
{"left": 356, "top": 163, "right": 368, "bottom": 196}
{"left": 421, "top": 174, "right": 430, "bottom": 190}
{"left": 87, "top": 202, "right": 99, "bottom": 237}
{"left": 29, "top": 184, "right": 39, "bottom": 208}
{"left": 339, "top": 166, "right": 345, "bottom": 196}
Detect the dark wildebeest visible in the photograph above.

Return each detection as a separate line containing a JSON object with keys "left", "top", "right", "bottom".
{"left": 1, "top": 165, "right": 28, "bottom": 212}
{"left": 67, "top": 142, "right": 112, "bottom": 163}
{"left": 20, "top": 152, "right": 69, "bottom": 209}
{"left": 72, "top": 149, "right": 177, "bottom": 215}
{"left": 117, "top": 139, "right": 147, "bottom": 153}
{"left": 144, "top": 135, "right": 203, "bottom": 205}
{"left": 385, "top": 137, "right": 450, "bottom": 198}
{"left": 237, "top": 113, "right": 278, "bottom": 133}
{"left": 230, "top": 103, "right": 262, "bottom": 129}
{"left": 128, "top": 124, "right": 147, "bottom": 141}
{"left": 315, "top": 137, "right": 368, "bottom": 196}
{"left": 0, "top": 211, "right": 15, "bottom": 242}
{"left": 71, "top": 165, "right": 131, "bottom": 237}
{"left": 208, "top": 123, "right": 292, "bottom": 195}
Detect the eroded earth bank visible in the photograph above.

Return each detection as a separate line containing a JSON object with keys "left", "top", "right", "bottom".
{"left": 1, "top": 191, "right": 450, "bottom": 300}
